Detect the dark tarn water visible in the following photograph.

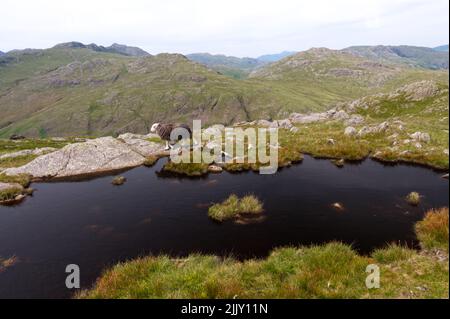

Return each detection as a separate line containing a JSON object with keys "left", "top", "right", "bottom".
{"left": 0, "top": 156, "right": 448, "bottom": 298}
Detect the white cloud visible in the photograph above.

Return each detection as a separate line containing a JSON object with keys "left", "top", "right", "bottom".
{"left": 0, "top": 0, "right": 448, "bottom": 56}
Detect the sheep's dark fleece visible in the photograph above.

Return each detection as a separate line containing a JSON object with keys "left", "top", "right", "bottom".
{"left": 152, "top": 123, "right": 192, "bottom": 142}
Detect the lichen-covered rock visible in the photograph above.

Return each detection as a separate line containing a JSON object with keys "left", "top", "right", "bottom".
{"left": 358, "top": 122, "right": 389, "bottom": 137}
{"left": 118, "top": 134, "right": 165, "bottom": 156}
{"left": 344, "top": 126, "right": 357, "bottom": 137}
{"left": 332, "top": 110, "right": 350, "bottom": 120}
{"left": 290, "top": 112, "right": 328, "bottom": 124}
{"left": 395, "top": 80, "right": 440, "bottom": 101}
{"left": 410, "top": 132, "right": 431, "bottom": 143}
{"left": 276, "top": 119, "right": 293, "bottom": 129}
{"left": 345, "top": 114, "right": 365, "bottom": 126}
{"left": 3, "top": 137, "right": 146, "bottom": 179}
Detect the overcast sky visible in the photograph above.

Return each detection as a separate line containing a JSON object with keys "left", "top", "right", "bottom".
{"left": 0, "top": 0, "right": 448, "bottom": 57}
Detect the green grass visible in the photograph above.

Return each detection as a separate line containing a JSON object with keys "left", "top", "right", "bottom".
{"left": 80, "top": 207, "right": 449, "bottom": 299}
{"left": 0, "top": 186, "right": 23, "bottom": 202}
{"left": 0, "top": 138, "right": 68, "bottom": 155}
{"left": 208, "top": 194, "right": 264, "bottom": 222}
{"left": 0, "top": 173, "right": 32, "bottom": 187}
{"left": 0, "top": 154, "right": 38, "bottom": 169}
{"left": 146, "top": 137, "right": 163, "bottom": 144}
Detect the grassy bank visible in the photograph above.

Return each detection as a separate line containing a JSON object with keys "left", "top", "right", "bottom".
{"left": 80, "top": 208, "right": 448, "bottom": 299}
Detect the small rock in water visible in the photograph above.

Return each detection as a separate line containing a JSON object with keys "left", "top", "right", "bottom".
{"left": 112, "top": 176, "right": 127, "bottom": 186}
{"left": 331, "top": 202, "right": 345, "bottom": 211}
{"left": 208, "top": 165, "right": 223, "bottom": 173}
{"left": 442, "top": 174, "right": 449, "bottom": 179}
{"left": 14, "top": 194, "right": 26, "bottom": 202}
{"left": 332, "top": 159, "right": 345, "bottom": 167}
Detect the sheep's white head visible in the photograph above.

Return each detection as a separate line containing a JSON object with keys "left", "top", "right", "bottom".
{"left": 150, "top": 123, "right": 160, "bottom": 133}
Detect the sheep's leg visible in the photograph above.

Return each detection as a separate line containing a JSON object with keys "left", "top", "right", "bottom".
{"left": 165, "top": 141, "right": 170, "bottom": 150}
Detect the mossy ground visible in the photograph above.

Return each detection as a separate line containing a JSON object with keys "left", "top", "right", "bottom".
{"left": 0, "top": 138, "right": 71, "bottom": 169}
{"left": 80, "top": 208, "right": 449, "bottom": 299}
{"left": 162, "top": 161, "right": 209, "bottom": 177}
{"left": 143, "top": 155, "right": 160, "bottom": 167}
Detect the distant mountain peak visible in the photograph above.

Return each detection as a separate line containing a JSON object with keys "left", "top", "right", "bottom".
{"left": 343, "top": 45, "right": 448, "bottom": 70}
{"left": 257, "top": 51, "right": 297, "bottom": 62}
{"left": 434, "top": 45, "right": 449, "bottom": 52}
{"left": 53, "top": 41, "right": 150, "bottom": 57}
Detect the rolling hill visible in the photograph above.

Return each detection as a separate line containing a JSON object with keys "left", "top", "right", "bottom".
{"left": 434, "top": 45, "right": 449, "bottom": 52}
{"left": 343, "top": 45, "right": 449, "bottom": 70}
{"left": 186, "top": 51, "right": 297, "bottom": 79}
{"left": 0, "top": 44, "right": 448, "bottom": 138}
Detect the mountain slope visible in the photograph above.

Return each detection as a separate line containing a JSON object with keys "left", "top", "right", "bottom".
{"left": 343, "top": 45, "right": 448, "bottom": 70}
{"left": 250, "top": 48, "right": 448, "bottom": 97}
{"left": 0, "top": 47, "right": 322, "bottom": 137}
{"left": 1, "top": 45, "right": 448, "bottom": 138}
{"left": 0, "top": 51, "right": 4, "bottom": 56}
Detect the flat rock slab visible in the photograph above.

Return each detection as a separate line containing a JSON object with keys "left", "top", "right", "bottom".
{"left": 3, "top": 137, "right": 147, "bottom": 179}
{"left": 118, "top": 134, "right": 165, "bottom": 157}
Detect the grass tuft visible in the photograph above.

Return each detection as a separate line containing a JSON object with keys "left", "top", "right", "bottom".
{"left": 163, "top": 161, "right": 209, "bottom": 177}
{"left": 406, "top": 192, "right": 421, "bottom": 206}
{"left": 415, "top": 207, "right": 449, "bottom": 251}
{"left": 208, "top": 194, "right": 263, "bottom": 222}
{"left": 0, "top": 186, "right": 23, "bottom": 202}
{"left": 112, "top": 176, "right": 126, "bottom": 186}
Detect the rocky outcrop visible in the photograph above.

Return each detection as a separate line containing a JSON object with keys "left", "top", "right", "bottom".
{"left": 358, "top": 122, "right": 390, "bottom": 137}
{"left": 3, "top": 137, "right": 150, "bottom": 179}
{"left": 393, "top": 80, "right": 440, "bottom": 101}
{"left": 290, "top": 112, "right": 329, "bottom": 124}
